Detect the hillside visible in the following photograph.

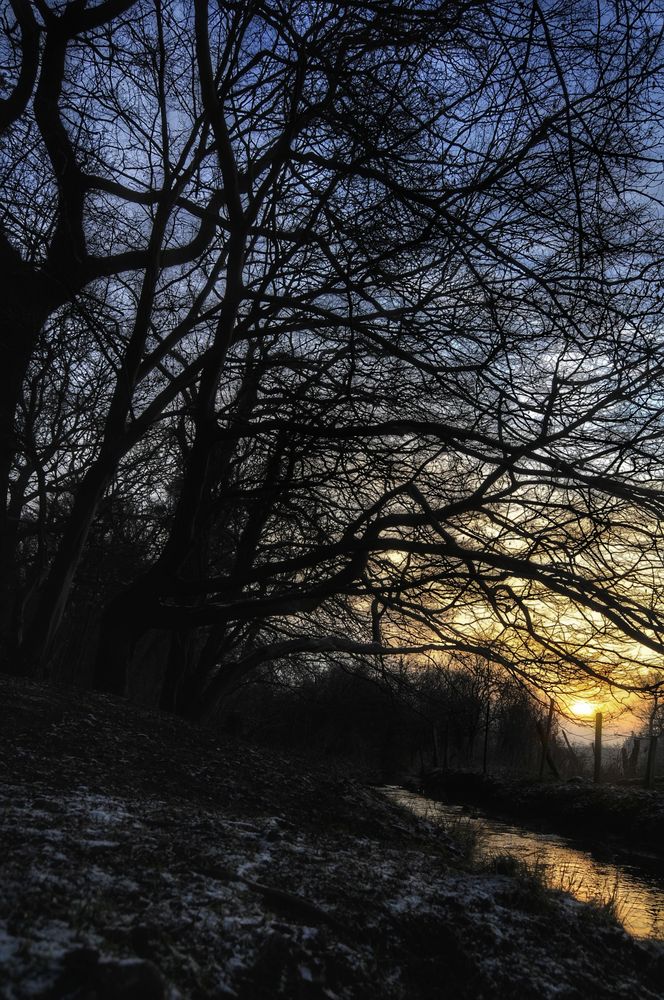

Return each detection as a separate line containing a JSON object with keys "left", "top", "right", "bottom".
{"left": 1, "top": 676, "right": 663, "bottom": 999}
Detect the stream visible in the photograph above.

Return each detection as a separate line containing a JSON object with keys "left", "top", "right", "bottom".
{"left": 383, "top": 786, "right": 664, "bottom": 940}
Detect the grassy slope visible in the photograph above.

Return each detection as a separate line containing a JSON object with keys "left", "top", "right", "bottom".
{"left": 1, "top": 676, "right": 663, "bottom": 1000}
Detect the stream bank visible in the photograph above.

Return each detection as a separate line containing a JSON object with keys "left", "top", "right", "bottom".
{"left": 419, "top": 770, "right": 664, "bottom": 856}
{"left": 385, "top": 787, "right": 664, "bottom": 941}
{"left": 1, "top": 676, "right": 664, "bottom": 999}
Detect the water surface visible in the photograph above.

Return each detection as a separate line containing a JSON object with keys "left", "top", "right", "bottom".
{"left": 383, "top": 786, "right": 664, "bottom": 940}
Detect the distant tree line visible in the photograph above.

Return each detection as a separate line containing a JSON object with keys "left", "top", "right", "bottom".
{"left": 221, "top": 652, "right": 562, "bottom": 779}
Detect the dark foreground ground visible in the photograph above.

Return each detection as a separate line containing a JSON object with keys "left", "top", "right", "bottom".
{"left": 1, "top": 676, "right": 664, "bottom": 999}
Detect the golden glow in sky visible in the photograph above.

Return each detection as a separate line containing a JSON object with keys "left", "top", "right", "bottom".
{"left": 569, "top": 699, "right": 598, "bottom": 718}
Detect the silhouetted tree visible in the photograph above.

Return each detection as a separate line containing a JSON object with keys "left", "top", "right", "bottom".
{"left": 2, "top": 1, "right": 664, "bottom": 715}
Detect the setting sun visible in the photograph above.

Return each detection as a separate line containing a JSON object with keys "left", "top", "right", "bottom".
{"left": 569, "top": 699, "right": 598, "bottom": 718}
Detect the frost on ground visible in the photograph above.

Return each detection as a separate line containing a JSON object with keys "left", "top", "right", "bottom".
{"left": 1, "top": 676, "right": 663, "bottom": 999}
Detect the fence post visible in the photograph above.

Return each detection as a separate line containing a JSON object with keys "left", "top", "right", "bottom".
{"left": 432, "top": 725, "right": 440, "bottom": 767}
{"left": 482, "top": 700, "right": 490, "bottom": 774}
{"left": 539, "top": 698, "right": 555, "bottom": 780}
{"left": 645, "top": 735, "right": 658, "bottom": 789}
{"left": 561, "top": 728, "right": 581, "bottom": 773}
{"left": 594, "top": 712, "right": 602, "bottom": 783}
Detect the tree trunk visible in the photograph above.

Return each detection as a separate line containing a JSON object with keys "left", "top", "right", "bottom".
{"left": 22, "top": 458, "right": 118, "bottom": 673}
{"left": 160, "top": 630, "right": 196, "bottom": 713}
{"left": 0, "top": 272, "right": 65, "bottom": 668}
{"left": 94, "top": 586, "right": 151, "bottom": 697}
{"left": 93, "top": 237, "right": 246, "bottom": 705}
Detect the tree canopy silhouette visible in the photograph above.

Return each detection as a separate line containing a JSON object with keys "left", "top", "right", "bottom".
{"left": 2, "top": 0, "right": 664, "bottom": 714}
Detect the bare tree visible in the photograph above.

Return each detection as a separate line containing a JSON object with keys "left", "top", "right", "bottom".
{"left": 2, "top": 1, "right": 664, "bottom": 715}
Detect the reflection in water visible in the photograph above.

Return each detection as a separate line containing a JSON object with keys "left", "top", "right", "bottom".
{"left": 383, "top": 787, "right": 664, "bottom": 940}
